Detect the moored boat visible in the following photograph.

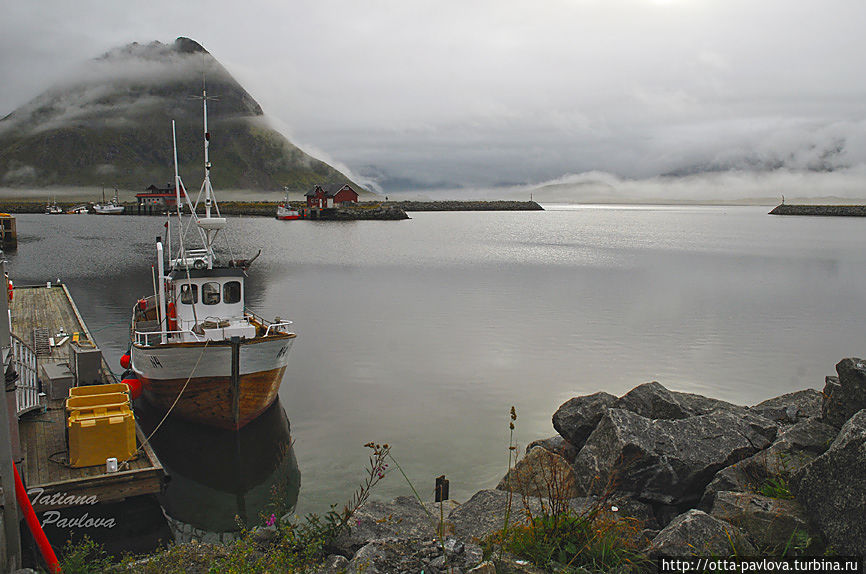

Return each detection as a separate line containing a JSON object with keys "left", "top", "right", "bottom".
{"left": 93, "top": 188, "right": 125, "bottom": 214}
{"left": 129, "top": 90, "right": 296, "bottom": 430}
{"left": 276, "top": 187, "right": 300, "bottom": 220}
{"left": 45, "top": 200, "right": 63, "bottom": 215}
{"left": 67, "top": 204, "right": 90, "bottom": 214}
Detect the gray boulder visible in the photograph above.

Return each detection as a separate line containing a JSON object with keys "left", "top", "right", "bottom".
{"left": 822, "top": 358, "right": 866, "bottom": 428}
{"left": 552, "top": 391, "right": 617, "bottom": 449}
{"left": 572, "top": 408, "right": 777, "bottom": 507}
{"left": 331, "top": 496, "right": 438, "bottom": 556}
{"left": 648, "top": 509, "right": 755, "bottom": 557}
{"left": 525, "top": 435, "right": 580, "bottom": 464}
{"left": 710, "top": 491, "right": 812, "bottom": 551}
{"left": 751, "top": 389, "right": 823, "bottom": 424}
{"left": 613, "top": 382, "right": 746, "bottom": 422}
{"left": 346, "top": 537, "right": 483, "bottom": 574}
{"left": 497, "top": 446, "right": 579, "bottom": 499}
{"left": 793, "top": 409, "right": 866, "bottom": 554}
{"left": 613, "top": 382, "right": 691, "bottom": 419}
{"left": 701, "top": 417, "right": 838, "bottom": 508}
{"left": 447, "top": 489, "right": 545, "bottom": 542}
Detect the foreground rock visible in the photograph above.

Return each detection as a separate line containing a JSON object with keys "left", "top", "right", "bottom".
{"left": 701, "top": 417, "right": 837, "bottom": 508}
{"left": 822, "top": 358, "right": 866, "bottom": 428}
{"left": 709, "top": 491, "right": 813, "bottom": 551}
{"left": 496, "top": 446, "right": 579, "bottom": 499}
{"left": 572, "top": 408, "right": 777, "bottom": 509}
{"left": 331, "top": 496, "right": 439, "bottom": 556}
{"left": 751, "top": 389, "right": 823, "bottom": 424}
{"left": 346, "top": 537, "right": 483, "bottom": 574}
{"left": 524, "top": 435, "right": 580, "bottom": 464}
{"left": 551, "top": 392, "right": 617, "bottom": 450}
{"left": 648, "top": 509, "right": 755, "bottom": 556}
{"left": 793, "top": 409, "right": 866, "bottom": 554}
{"left": 614, "top": 381, "right": 744, "bottom": 420}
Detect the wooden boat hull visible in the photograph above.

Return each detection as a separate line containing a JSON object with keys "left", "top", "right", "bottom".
{"left": 131, "top": 334, "right": 294, "bottom": 430}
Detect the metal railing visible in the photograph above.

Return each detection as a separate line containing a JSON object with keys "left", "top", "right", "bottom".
{"left": 244, "top": 309, "right": 294, "bottom": 336}
{"left": 10, "top": 335, "right": 41, "bottom": 416}
{"left": 134, "top": 328, "right": 203, "bottom": 346}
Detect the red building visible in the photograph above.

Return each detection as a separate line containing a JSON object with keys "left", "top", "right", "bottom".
{"left": 136, "top": 183, "right": 182, "bottom": 210}
{"left": 305, "top": 184, "right": 359, "bottom": 209}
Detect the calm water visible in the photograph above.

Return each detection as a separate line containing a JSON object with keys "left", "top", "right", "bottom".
{"left": 7, "top": 205, "right": 866, "bottom": 515}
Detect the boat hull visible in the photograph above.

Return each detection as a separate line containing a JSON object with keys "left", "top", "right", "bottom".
{"left": 131, "top": 334, "right": 294, "bottom": 430}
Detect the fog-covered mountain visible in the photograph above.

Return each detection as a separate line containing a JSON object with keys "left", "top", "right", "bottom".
{"left": 0, "top": 37, "right": 359, "bottom": 192}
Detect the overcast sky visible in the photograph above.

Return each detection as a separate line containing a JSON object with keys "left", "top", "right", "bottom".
{"left": 3, "top": 0, "right": 866, "bottom": 198}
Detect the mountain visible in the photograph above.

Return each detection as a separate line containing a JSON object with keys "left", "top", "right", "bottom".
{"left": 0, "top": 37, "right": 360, "bottom": 192}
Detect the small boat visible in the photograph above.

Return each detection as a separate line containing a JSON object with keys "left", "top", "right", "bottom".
{"left": 66, "top": 205, "right": 90, "bottom": 214}
{"left": 93, "top": 188, "right": 125, "bottom": 215}
{"left": 276, "top": 187, "right": 301, "bottom": 220}
{"left": 129, "top": 90, "right": 296, "bottom": 430}
{"left": 45, "top": 199, "right": 63, "bottom": 215}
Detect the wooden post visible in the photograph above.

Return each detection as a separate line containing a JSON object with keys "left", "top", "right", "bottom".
{"left": 0, "top": 257, "right": 21, "bottom": 570}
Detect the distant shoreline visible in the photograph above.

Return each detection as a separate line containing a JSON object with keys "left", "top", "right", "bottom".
{"left": 769, "top": 204, "right": 866, "bottom": 217}
{"left": 0, "top": 200, "right": 544, "bottom": 216}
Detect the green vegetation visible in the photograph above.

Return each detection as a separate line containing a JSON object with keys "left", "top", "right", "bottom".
{"left": 757, "top": 475, "right": 794, "bottom": 500}
{"left": 486, "top": 407, "right": 648, "bottom": 573}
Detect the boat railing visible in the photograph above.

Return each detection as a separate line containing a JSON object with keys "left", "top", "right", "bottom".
{"left": 134, "top": 328, "right": 203, "bottom": 346}
{"left": 244, "top": 309, "right": 294, "bottom": 336}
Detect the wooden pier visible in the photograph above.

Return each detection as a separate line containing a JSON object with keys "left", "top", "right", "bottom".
{"left": 10, "top": 284, "right": 164, "bottom": 511}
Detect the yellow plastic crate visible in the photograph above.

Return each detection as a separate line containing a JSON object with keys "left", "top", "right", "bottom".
{"left": 69, "top": 383, "right": 130, "bottom": 398}
{"left": 65, "top": 392, "right": 129, "bottom": 415}
{"left": 67, "top": 404, "right": 136, "bottom": 468}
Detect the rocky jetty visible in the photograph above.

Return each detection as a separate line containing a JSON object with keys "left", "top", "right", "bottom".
{"left": 277, "top": 357, "right": 866, "bottom": 571}
{"left": 393, "top": 200, "right": 543, "bottom": 211}
{"left": 769, "top": 204, "right": 866, "bottom": 216}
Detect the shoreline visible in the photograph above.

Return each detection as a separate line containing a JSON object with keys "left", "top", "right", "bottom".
{"left": 0, "top": 200, "right": 543, "bottom": 217}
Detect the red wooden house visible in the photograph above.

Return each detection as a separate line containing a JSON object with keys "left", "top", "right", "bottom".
{"left": 136, "top": 183, "right": 181, "bottom": 210}
{"left": 305, "top": 184, "right": 359, "bottom": 209}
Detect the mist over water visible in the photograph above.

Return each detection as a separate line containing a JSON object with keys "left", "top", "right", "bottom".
{"left": 7, "top": 206, "right": 866, "bottom": 513}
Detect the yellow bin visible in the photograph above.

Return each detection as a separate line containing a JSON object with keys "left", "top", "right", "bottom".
{"left": 69, "top": 383, "right": 130, "bottom": 397}
{"left": 67, "top": 404, "right": 136, "bottom": 468}
{"left": 65, "top": 393, "right": 129, "bottom": 415}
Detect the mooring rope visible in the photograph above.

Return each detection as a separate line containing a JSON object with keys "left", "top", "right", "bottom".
{"left": 118, "top": 338, "right": 211, "bottom": 470}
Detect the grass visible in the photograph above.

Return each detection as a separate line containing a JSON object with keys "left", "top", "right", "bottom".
{"left": 486, "top": 406, "right": 648, "bottom": 573}
{"left": 757, "top": 474, "right": 794, "bottom": 500}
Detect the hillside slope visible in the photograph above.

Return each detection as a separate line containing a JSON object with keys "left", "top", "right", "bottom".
{"left": 0, "top": 37, "right": 359, "bottom": 192}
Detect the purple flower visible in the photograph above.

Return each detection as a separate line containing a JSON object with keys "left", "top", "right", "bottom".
{"left": 266, "top": 513, "right": 276, "bottom": 527}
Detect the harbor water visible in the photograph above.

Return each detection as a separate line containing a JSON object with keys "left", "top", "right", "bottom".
{"left": 7, "top": 205, "right": 866, "bottom": 521}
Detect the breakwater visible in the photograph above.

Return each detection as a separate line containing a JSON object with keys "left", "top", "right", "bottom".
{"left": 394, "top": 200, "right": 543, "bottom": 211}
{"left": 769, "top": 204, "right": 866, "bottom": 216}
{"left": 0, "top": 199, "right": 543, "bottom": 218}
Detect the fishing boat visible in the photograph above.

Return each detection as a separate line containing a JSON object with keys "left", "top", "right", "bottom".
{"left": 66, "top": 204, "right": 90, "bottom": 214}
{"left": 45, "top": 199, "right": 63, "bottom": 215}
{"left": 128, "top": 90, "right": 296, "bottom": 430}
{"left": 93, "top": 188, "right": 125, "bottom": 214}
{"left": 276, "top": 187, "right": 301, "bottom": 220}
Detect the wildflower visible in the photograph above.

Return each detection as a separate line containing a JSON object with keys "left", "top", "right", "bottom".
{"left": 266, "top": 513, "right": 276, "bottom": 527}
{"left": 611, "top": 506, "right": 619, "bottom": 512}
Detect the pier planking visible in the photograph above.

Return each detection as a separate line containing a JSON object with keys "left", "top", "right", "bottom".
{"left": 10, "top": 285, "right": 164, "bottom": 511}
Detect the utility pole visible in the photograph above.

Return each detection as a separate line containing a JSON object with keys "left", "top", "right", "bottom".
{"left": 0, "top": 255, "right": 21, "bottom": 570}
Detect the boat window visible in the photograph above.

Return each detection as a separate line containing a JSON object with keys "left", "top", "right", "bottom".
{"left": 179, "top": 284, "right": 198, "bottom": 305}
{"left": 202, "top": 282, "right": 221, "bottom": 305}
{"left": 224, "top": 281, "right": 241, "bottom": 304}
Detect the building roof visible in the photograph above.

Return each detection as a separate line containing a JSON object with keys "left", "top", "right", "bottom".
{"left": 305, "top": 184, "right": 356, "bottom": 198}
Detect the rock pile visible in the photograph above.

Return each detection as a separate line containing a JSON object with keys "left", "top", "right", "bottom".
{"left": 263, "top": 358, "right": 866, "bottom": 571}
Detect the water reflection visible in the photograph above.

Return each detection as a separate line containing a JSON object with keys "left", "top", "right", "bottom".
{"left": 135, "top": 398, "right": 300, "bottom": 543}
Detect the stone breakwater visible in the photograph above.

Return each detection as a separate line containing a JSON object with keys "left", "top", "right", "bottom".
{"left": 393, "top": 200, "right": 544, "bottom": 211}
{"left": 0, "top": 200, "right": 542, "bottom": 218}
{"left": 274, "top": 358, "right": 866, "bottom": 572}
{"left": 769, "top": 204, "right": 866, "bottom": 216}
